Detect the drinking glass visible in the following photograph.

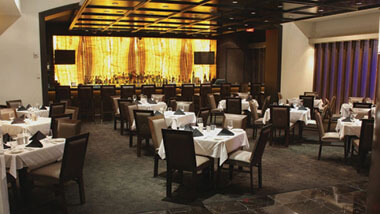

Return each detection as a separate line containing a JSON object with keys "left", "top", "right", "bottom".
{"left": 180, "top": 105, "right": 185, "bottom": 112}
{"left": 47, "top": 129, "right": 53, "bottom": 140}
{"left": 197, "top": 118, "right": 203, "bottom": 130}
{"left": 227, "top": 119, "right": 233, "bottom": 130}
{"left": 133, "top": 95, "right": 137, "bottom": 102}
{"left": 211, "top": 124, "right": 216, "bottom": 131}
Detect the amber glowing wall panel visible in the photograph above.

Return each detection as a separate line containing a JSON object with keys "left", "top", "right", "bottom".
{"left": 53, "top": 36, "right": 216, "bottom": 86}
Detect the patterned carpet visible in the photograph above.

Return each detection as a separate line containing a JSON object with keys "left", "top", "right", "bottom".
{"left": 14, "top": 120, "right": 367, "bottom": 214}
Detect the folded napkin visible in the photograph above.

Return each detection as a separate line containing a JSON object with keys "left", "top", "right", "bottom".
{"left": 184, "top": 124, "right": 194, "bottom": 131}
{"left": 26, "top": 139, "right": 43, "bottom": 148}
{"left": 154, "top": 111, "right": 162, "bottom": 116}
{"left": 218, "top": 128, "right": 235, "bottom": 136}
{"left": 17, "top": 106, "right": 26, "bottom": 111}
{"left": 26, "top": 104, "right": 32, "bottom": 109}
{"left": 3, "top": 133, "right": 12, "bottom": 143}
{"left": 147, "top": 99, "right": 157, "bottom": 104}
{"left": 174, "top": 109, "right": 185, "bottom": 115}
{"left": 192, "top": 128, "right": 203, "bottom": 137}
{"left": 11, "top": 118, "right": 25, "bottom": 124}
{"left": 39, "top": 105, "right": 47, "bottom": 110}
{"left": 29, "top": 131, "right": 46, "bottom": 141}
{"left": 298, "top": 106, "right": 307, "bottom": 110}
{"left": 342, "top": 117, "right": 352, "bottom": 122}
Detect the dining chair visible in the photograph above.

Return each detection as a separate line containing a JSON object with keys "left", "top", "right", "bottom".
{"left": 65, "top": 106, "right": 79, "bottom": 120}
{"left": 55, "top": 86, "right": 71, "bottom": 104}
{"left": 49, "top": 102, "right": 66, "bottom": 117}
{"left": 6, "top": 100, "right": 22, "bottom": 109}
{"left": 226, "top": 97, "right": 242, "bottom": 114}
{"left": 315, "top": 110, "right": 344, "bottom": 160}
{"left": 141, "top": 84, "right": 155, "bottom": 98}
{"left": 249, "top": 100, "right": 263, "bottom": 138}
{"left": 269, "top": 105, "right": 295, "bottom": 146}
{"left": 56, "top": 119, "right": 82, "bottom": 138}
{"left": 78, "top": 85, "right": 94, "bottom": 121}
{"left": 168, "top": 98, "right": 177, "bottom": 111}
{"left": 239, "top": 82, "right": 249, "bottom": 93}
{"left": 348, "top": 97, "right": 364, "bottom": 104}
{"left": 222, "top": 113, "right": 247, "bottom": 130}
{"left": 198, "top": 108, "right": 210, "bottom": 126}
{"left": 353, "top": 102, "right": 372, "bottom": 108}
{"left": 200, "top": 84, "right": 212, "bottom": 108}
{"left": 118, "top": 99, "right": 132, "bottom": 135}
{"left": 220, "top": 83, "right": 231, "bottom": 99}
{"left": 224, "top": 124, "right": 271, "bottom": 192}
{"left": 192, "top": 95, "right": 201, "bottom": 115}
{"left": 111, "top": 95, "right": 121, "bottom": 130}
{"left": 299, "top": 95, "right": 314, "bottom": 118}
{"left": 100, "top": 85, "right": 116, "bottom": 120}
{"left": 250, "top": 83, "right": 261, "bottom": 99}
{"left": 351, "top": 119, "right": 374, "bottom": 172}
{"left": 207, "top": 94, "right": 223, "bottom": 124}
{"left": 51, "top": 114, "right": 73, "bottom": 138}
{"left": 327, "top": 96, "right": 340, "bottom": 131}
{"left": 133, "top": 109, "right": 154, "bottom": 157}
{"left": 120, "top": 85, "right": 135, "bottom": 99}
{"left": 148, "top": 115, "right": 168, "bottom": 177}
{"left": 30, "top": 133, "right": 90, "bottom": 213}
{"left": 0, "top": 108, "right": 16, "bottom": 120}
{"left": 161, "top": 129, "right": 214, "bottom": 197}
{"left": 182, "top": 84, "right": 194, "bottom": 101}
{"left": 127, "top": 104, "right": 138, "bottom": 147}
{"left": 163, "top": 84, "right": 176, "bottom": 102}
{"left": 257, "top": 96, "right": 271, "bottom": 117}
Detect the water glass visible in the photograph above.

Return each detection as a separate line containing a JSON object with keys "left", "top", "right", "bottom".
{"left": 211, "top": 124, "right": 216, "bottom": 131}
{"left": 180, "top": 105, "right": 185, "bottom": 112}
{"left": 227, "top": 119, "right": 233, "bottom": 130}
{"left": 197, "top": 118, "right": 203, "bottom": 130}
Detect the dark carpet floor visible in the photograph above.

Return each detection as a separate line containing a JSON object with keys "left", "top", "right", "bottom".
{"left": 15, "top": 120, "right": 368, "bottom": 214}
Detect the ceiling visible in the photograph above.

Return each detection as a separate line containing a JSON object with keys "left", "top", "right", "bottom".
{"left": 49, "top": 0, "right": 380, "bottom": 37}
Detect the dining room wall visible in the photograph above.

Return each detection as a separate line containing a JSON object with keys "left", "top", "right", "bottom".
{"left": 280, "top": 8, "right": 380, "bottom": 100}
{"left": 0, "top": 0, "right": 78, "bottom": 106}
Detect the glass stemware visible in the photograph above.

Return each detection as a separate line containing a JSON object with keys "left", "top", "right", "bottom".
{"left": 227, "top": 119, "right": 233, "bottom": 130}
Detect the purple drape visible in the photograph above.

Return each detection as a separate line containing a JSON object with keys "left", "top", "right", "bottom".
{"left": 313, "top": 39, "right": 379, "bottom": 112}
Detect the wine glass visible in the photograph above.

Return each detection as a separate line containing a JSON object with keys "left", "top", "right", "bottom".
{"left": 197, "top": 118, "right": 203, "bottom": 130}
{"left": 132, "top": 95, "right": 137, "bottom": 102}
{"left": 47, "top": 129, "right": 53, "bottom": 141}
{"left": 227, "top": 119, "right": 233, "bottom": 130}
{"left": 180, "top": 105, "right": 185, "bottom": 112}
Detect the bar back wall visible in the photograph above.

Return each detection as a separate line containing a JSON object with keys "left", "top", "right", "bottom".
{"left": 52, "top": 36, "right": 217, "bottom": 87}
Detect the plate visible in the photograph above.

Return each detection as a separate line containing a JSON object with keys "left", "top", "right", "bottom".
{"left": 10, "top": 149, "right": 24, "bottom": 154}
{"left": 214, "top": 137, "right": 225, "bottom": 141}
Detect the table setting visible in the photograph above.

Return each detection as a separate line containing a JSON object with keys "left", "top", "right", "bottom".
{"left": 335, "top": 116, "right": 362, "bottom": 140}
{"left": 340, "top": 103, "right": 375, "bottom": 118}
{"left": 158, "top": 121, "right": 249, "bottom": 166}
{"left": 262, "top": 105, "right": 311, "bottom": 125}
{"left": 134, "top": 95, "right": 167, "bottom": 111}
{"left": 0, "top": 117, "right": 51, "bottom": 138}
{"left": 286, "top": 98, "right": 324, "bottom": 110}
{"left": 16, "top": 104, "right": 49, "bottom": 118}
{"left": 1, "top": 131, "right": 65, "bottom": 178}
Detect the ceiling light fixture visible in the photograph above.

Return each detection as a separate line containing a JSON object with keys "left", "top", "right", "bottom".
{"left": 229, "top": 17, "right": 234, "bottom": 20}
{"left": 232, "top": 1, "right": 238, "bottom": 4}
{"left": 251, "top": 11, "right": 256, "bottom": 15}
{"left": 228, "top": 27, "right": 232, "bottom": 29}
{"left": 264, "top": 20, "right": 269, "bottom": 22}
{"left": 356, "top": 2, "right": 362, "bottom": 5}
{"left": 278, "top": 5, "right": 283, "bottom": 8}
{"left": 318, "top": 9, "right": 324, "bottom": 12}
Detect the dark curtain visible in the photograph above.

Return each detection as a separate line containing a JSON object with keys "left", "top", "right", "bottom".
{"left": 313, "top": 39, "right": 379, "bottom": 112}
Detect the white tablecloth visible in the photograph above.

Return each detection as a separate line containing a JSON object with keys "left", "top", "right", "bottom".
{"left": 287, "top": 98, "right": 324, "bottom": 110}
{"left": 335, "top": 118, "right": 362, "bottom": 140}
{"left": 0, "top": 117, "right": 51, "bottom": 138}
{"left": 164, "top": 111, "right": 196, "bottom": 127}
{"left": 218, "top": 99, "right": 258, "bottom": 111}
{"left": 138, "top": 101, "right": 167, "bottom": 111}
{"left": 340, "top": 103, "right": 375, "bottom": 118}
{"left": 158, "top": 128, "right": 249, "bottom": 166}
{"left": 16, "top": 108, "right": 49, "bottom": 118}
{"left": 262, "top": 107, "right": 311, "bottom": 125}
{"left": 0, "top": 155, "right": 10, "bottom": 214}
{"left": 4, "top": 138, "right": 65, "bottom": 178}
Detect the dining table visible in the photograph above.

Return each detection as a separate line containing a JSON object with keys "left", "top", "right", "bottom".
{"left": 16, "top": 107, "right": 49, "bottom": 118}
{"left": 0, "top": 117, "right": 51, "bottom": 138}
{"left": 137, "top": 100, "right": 167, "bottom": 111}
{"left": 262, "top": 107, "right": 312, "bottom": 125}
{"left": 340, "top": 103, "right": 375, "bottom": 118}
{"left": 217, "top": 99, "right": 258, "bottom": 111}
{"left": 163, "top": 111, "right": 196, "bottom": 127}
{"left": 0, "top": 155, "right": 10, "bottom": 214}
{"left": 335, "top": 117, "right": 362, "bottom": 159}
{"left": 287, "top": 98, "right": 324, "bottom": 111}
{"left": 158, "top": 127, "right": 249, "bottom": 166}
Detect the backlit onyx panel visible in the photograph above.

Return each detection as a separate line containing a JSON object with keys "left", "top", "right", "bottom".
{"left": 53, "top": 36, "right": 216, "bottom": 86}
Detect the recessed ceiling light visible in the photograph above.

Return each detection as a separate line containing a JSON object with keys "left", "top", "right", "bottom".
{"left": 251, "top": 11, "right": 256, "bottom": 15}
{"left": 264, "top": 20, "right": 269, "bottom": 22}
{"left": 229, "top": 17, "right": 234, "bottom": 20}
{"left": 318, "top": 9, "right": 324, "bottom": 12}
{"left": 278, "top": 5, "right": 283, "bottom": 8}
{"left": 232, "top": 1, "right": 238, "bottom": 4}
{"left": 356, "top": 2, "right": 362, "bottom": 5}
{"left": 228, "top": 27, "right": 232, "bottom": 29}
